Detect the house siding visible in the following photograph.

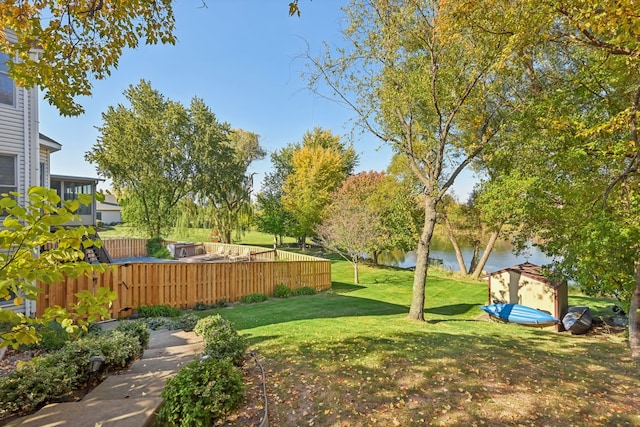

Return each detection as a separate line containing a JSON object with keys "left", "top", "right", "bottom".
{"left": 39, "top": 148, "right": 49, "bottom": 187}
{"left": 0, "top": 39, "right": 40, "bottom": 316}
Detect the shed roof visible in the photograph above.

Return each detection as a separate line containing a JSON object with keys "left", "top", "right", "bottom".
{"left": 487, "top": 262, "right": 563, "bottom": 288}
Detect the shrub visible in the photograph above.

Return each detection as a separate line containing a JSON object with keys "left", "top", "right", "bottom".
{"left": 137, "top": 304, "right": 181, "bottom": 318}
{"left": 0, "top": 327, "right": 144, "bottom": 417}
{"left": 240, "top": 293, "right": 268, "bottom": 304}
{"left": 292, "top": 286, "right": 317, "bottom": 296}
{"left": 274, "top": 284, "right": 292, "bottom": 298}
{"left": 195, "top": 315, "right": 247, "bottom": 367}
{"left": 115, "top": 320, "right": 150, "bottom": 349}
{"left": 97, "top": 330, "right": 142, "bottom": 368}
{"left": 157, "top": 357, "right": 245, "bottom": 427}
{"left": 0, "top": 359, "right": 77, "bottom": 416}
{"left": 192, "top": 301, "right": 213, "bottom": 311}
{"left": 145, "top": 316, "right": 172, "bottom": 330}
{"left": 173, "top": 313, "right": 199, "bottom": 332}
{"left": 146, "top": 237, "right": 172, "bottom": 259}
{"left": 37, "top": 321, "right": 70, "bottom": 351}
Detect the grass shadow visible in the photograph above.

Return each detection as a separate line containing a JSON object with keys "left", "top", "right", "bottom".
{"left": 424, "top": 303, "right": 480, "bottom": 316}
{"left": 331, "top": 282, "right": 365, "bottom": 293}
{"left": 210, "top": 292, "right": 409, "bottom": 331}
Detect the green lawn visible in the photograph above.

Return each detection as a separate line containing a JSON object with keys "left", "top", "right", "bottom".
{"left": 196, "top": 254, "right": 639, "bottom": 426}
{"left": 99, "top": 228, "right": 639, "bottom": 424}
{"left": 97, "top": 225, "right": 298, "bottom": 247}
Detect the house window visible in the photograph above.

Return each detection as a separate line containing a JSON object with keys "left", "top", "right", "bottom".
{"left": 0, "top": 52, "right": 15, "bottom": 106}
{"left": 40, "top": 162, "right": 46, "bottom": 187}
{"left": 63, "top": 181, "right": 93, "bottom": 216}
{"left": 0, "top": 155, "right": 17, "bottom": 195}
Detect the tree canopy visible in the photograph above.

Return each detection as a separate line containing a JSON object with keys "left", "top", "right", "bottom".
{"left": 0, "top": 1, "right": 176, "bottom": 115}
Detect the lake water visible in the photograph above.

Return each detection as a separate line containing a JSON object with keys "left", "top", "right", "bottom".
{"left": 377, "top": 242, "right": 554, "bottom": 273}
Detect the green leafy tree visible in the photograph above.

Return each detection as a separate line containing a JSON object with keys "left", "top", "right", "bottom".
{"left": 198, "top": 129, "right": 265, "bottom": 244}
{"left": 257, "top": 128, "right": 357, "bottom": 246}
{"left": 282, "top": 145, "right": 347, "bottom": 247}
{"left": 0, "top": 187, "right": 115, "bottom": 349}
{"left": 86, "top": 80, "right": 217, "bottom": 238}
{"left": 254, "top": 192, "right": 293, "bottom": 247}
{"left": 309, "top": 0, "right": 519, "bottom": 320}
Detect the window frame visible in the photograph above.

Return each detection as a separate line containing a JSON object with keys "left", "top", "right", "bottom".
{"left": 0, "top": 52, "right": 16, "bottom": 107}
{"left": 0, "top": 154, "right": 18, "bottom": 195}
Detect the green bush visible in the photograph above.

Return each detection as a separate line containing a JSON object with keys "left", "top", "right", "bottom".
{"left": 145, "top": 316, "right": 172, "bottom": 330}
{"left": 0, "top": 327, "right": 144, "bottom": 417}
{"left": 137, "top": 304, "right": 181, "bottom": 318}
{"left": 274, "top": 284, "right": 292, "bottom": 298}
{"left": 239, "top": 293, "right": 268, "bottom": 304}
{"left": 0, "top": 359, "right": 77, "bottom": 416}
{"left": 173, "top": 313, "right": 199, "bottom": 332}
{"left": 146, "top": 237, "right": 172, "bottom": 259}
{"left": 115, "top": 320, "right": 150, "bottom": 349}
{"left": 37, "top": 321, "right": 70, "bottom": 351}
{"left": 292, "top": 286, "right": 317, "bottom": 296}
{"left": 195, "top": 315, "right": 247, "bottom": 367}
{"left": 192, "top": 301, "right": 213, "bottom": 311}
{"left": 99, "top": 330, "right": 143, "bottom": 368}
{"left": 157, "top": 357, "right": 245, "bottom": 427}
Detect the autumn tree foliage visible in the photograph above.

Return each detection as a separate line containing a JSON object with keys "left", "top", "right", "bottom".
{"left": 0, "top": 1, "right": 176, "bottom": 116}
{"left": 264, "top": 127, "right": 357, "bottom": 247}
{"left": 281, "top": 145, "right": 347, "bottom": 247}
{"left": 318, "top": 170, "right": 420, "bottom": 283}
{"left": 318, "top": 172, "right": 385, "bottom": 284}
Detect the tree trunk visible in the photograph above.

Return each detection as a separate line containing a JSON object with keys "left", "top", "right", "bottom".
{"left": 468, "top": 240, "right": 480, "bottom": 273}
{"left": 372, "top": 250, "right": 380, "bottom": 266}
{"left": 630, "top": 259, "right": 640, "bottom": 360}
{"left": 471, "top": 229, "right": 501, "bottom": 278}
{"left": 443, "top": 213, "right": 467, "bottom": 275}
{"left": 408, "top": 195, "right": 438, "bottom": 321}
{"left": 354, "top": 257, "right": 360, "bottom": 284}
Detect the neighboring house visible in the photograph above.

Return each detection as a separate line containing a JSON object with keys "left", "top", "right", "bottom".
{"left": 485, "top": 262, "right": 568, "bottom": 331}
{"left": 1, "top": 43, "right": 100, "bottom": 317}
{"left": 96, "top": 193, "right": 122, "bottom": 224}
{"left": 51, "top": 174, "right": 100, "bottom": 226}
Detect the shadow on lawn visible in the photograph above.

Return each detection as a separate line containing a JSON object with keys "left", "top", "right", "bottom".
{"left": 424, "top": 303, "right": 479, "bottom": 316}
{"left": 331, "top": 281, "right": 366, "bottom": 293}
{"left": 258, "top": 327, "right": 639, "bottom": 427}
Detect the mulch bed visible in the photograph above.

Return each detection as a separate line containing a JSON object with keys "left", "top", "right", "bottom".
{"left": 220, "top": 353, "right": 269, "bottom": 426}
{"left": 0, "top": 348, "right": 47, "bottom": 377}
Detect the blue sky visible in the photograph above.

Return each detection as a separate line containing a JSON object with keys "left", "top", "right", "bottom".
{"left": 39, "top": 1, "right": 474, "bottom": 199}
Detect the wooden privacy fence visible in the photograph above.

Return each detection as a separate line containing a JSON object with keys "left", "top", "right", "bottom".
{"left": 102, "top": 238, "right": 148, "bottom": 259}
{"left": 36, "top": 243, "right": 331, "bottom": 318}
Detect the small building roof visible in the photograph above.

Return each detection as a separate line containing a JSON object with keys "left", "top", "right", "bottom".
{"left": 97, "top": 194, "right": 122, "bottom": 212}
{"left": 51, "top": 174, "right": 103, "bottom": 184}
{"left": 487, "top": 262, "right": 563, "bottom": 288}
{"left": 39, "top": 133, "right": 62, "bottom": 153}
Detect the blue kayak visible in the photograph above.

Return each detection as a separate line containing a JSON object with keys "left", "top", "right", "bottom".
{"left": 481, "top": 303, "right": 560, "bottom": 327}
